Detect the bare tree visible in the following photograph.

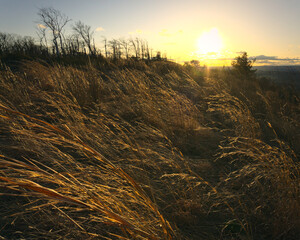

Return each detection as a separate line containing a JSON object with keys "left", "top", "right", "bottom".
{"left": 36, "top": 25, "right": 48, "bottom": 50}
{"left": 0, "top": 33, "right": 40, "bottom": 56}
{"left": 73, "top": 21, "right": 95, "bottom": 55}
{"left": 130, "top": 38, "right": 141, "bottom": 59}
{"left": 37, "top": 7, "right": 71, "bottom": 56}
{"left": 64, "top": 34, "right": 83, "bottom": 55}
{"left": 109, "top": 39, "right": 121, "bottom": 59}
{"left": 143, "top": 40, "right": 150, "bottom": 60}
{"left": 102, "top": 37, "right": 108, "bottom": 58}
{"left": 150, "top": 48, "right": 153, "bottom": 59}
{"left": 140, "top": 39, "right": 150, "bottom": 60}
{"left": 120, "top": 38, "right": 130, "bottom": 59}
{"left": 0, "top": 33, "right": 13, "bottom": 53}
{"left": 140, "top": 40, "right": 144, "bottom": 59}
{"left": 92, "top": 38, "right": 98, "bottom": 55}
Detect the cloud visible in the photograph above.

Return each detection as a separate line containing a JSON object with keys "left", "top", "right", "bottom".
{"left": 37, "top": 24, "right": 46, "bottom": 29}
{"left": 218, "top": 54, "right": 300, "bottom": 65}
{"left": 254, "top": 55, "right": 300, "bottom": 64}
{"left": 255, "top": 55, "right": 279, "bottom": 60}
{"left": 95, "top": 27, "right": 105, "bottom": 32}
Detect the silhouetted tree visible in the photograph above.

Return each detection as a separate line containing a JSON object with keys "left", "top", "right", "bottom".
{"left": 37, "top": 7, "right": 71, "bottom": 56}
{"left": 190, "top": 60, "right": 200, "bottom": 67}
{"left": 144, "top": 41, "right": 150, "bottom": 60}
{"left": 109, "top": 39, "right": 122, "bottom": 59}
{"left": 102, "top": 37, "right": 108, "bottom": 58}
{"left": 130, "top": 38, "right": 141, "bottom": 58}
{"left": 65, "top": 34, "right": 84, "bottom": 55}
{"left": 73, "top": 21, "right": 95, "bottom": 55}
{"left": 184, "top": 60, "right": 201, "bottom": 74}
{"left": 232, "top": 52, "right": 256, "bottom": 79}
{"left": 155, "top": 51, "right": 161, "bottom": 60}
{"left": 0, "top": 33, "right": 13, "bottom": 54}
{"left": 140, "top": 39, "right": 146, "bottom": 59}
{"left": 120, "top": 38, "right": 130, "bottom": 59}
{"left": 36, "top": 25, "right": 48, "bottom": 50}
{"left": 0, "top": 32, "right": 41, "bottom": 57}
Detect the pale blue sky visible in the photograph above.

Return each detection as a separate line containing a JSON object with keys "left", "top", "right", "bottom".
{"left": 0, "top": 0, "right": 300, "bottom": 65}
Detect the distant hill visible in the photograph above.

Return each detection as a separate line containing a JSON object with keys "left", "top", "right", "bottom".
{"left": 255, "top": 65, "right": 300, "bottom": 88}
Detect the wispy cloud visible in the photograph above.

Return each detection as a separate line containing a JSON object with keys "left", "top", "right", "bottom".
{"left": 37, "top": 24, "right": 46, "bottom": 29}
{"left": 95, "top": 27, "right": 105, "bottom": 32}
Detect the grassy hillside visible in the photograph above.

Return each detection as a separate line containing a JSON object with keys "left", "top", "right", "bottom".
{"left": 0, "top": 59, "right": 299, "bottom": 239}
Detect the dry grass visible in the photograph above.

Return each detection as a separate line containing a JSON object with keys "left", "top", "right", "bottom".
{"left": 0, "top": 104, "right": 174, "bottom": 239}
{"left": 217, "top": 136, "right": 299, "bottom": 238}
{"left": 0, "top": 60, "right": 299, "bottom": 239}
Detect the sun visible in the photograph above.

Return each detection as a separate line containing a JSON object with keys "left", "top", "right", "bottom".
{"left": 197, "top": 28, "right": 223, "bottom": 55}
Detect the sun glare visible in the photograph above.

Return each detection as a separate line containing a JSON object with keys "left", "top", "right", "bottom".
{"left": 197, "top": 28, "right": 223, "bottom": 55}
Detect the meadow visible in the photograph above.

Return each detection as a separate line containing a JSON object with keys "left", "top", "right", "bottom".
{"left": 0, "top": 54, "right": 299, "bottom": 239}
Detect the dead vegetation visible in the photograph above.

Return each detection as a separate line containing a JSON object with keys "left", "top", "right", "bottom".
{"left": 0, "top": 60, "right": 299, "bottom": 239}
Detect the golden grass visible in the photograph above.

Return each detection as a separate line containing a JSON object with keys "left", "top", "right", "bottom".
{"left": 217, "top": 136, "right": 299, "bottom": 236}
{"left": 0, "top": 60, "right": 299, "bottom": 239}
{"left": 0, "top": 103, "right": 176, "bottom": 239}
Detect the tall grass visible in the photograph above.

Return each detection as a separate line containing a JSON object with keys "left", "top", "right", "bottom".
{"left": 0, "top": 60, "right": 299, "bottom": 239}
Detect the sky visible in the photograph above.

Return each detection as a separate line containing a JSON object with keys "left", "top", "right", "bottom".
{"left": 0, "top": 0, "right": 300, "bottom": 65}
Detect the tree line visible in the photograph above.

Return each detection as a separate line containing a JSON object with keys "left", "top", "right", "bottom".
{"left": 0, "top": 7, "right": 164, "bottom": 61}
